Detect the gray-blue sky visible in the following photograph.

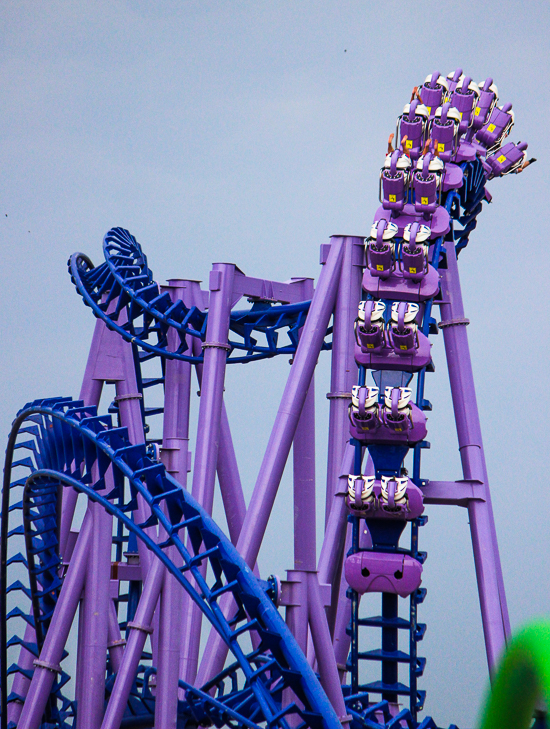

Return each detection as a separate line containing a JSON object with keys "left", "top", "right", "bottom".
{"left": 1, "top": 2, "right": 549, "bottom": 726}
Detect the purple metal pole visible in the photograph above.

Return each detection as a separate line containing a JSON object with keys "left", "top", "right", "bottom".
{"left": 323, "top": 237, "right": 363, "bottom": 635}
{"left": 325, "top": 237, "right": 364, "bottom": 525}
{"left": 317, "top": 444, "right": 355, "bottom": 589}
{"left": 293, "top": 381, "right": 316, "bottom": 570}
{"left": 59, "top": 317, "right": 105, "bottom": 558}
{"left": 161, "top": 280, "right": 195, "bottom": 488}
{"left": 293, "top": 277, "right": 317, "bottom": 572}
{"left": 306, "top": 445, "right": 355, "bottom": 668}
{"left": 217, "top": 406, "right": 248, "bottom": 545}
{"left": 101, "top": 557, "right": 165, "bottom": 729}
{"left": 107, "top": 601, "right": 125, "bottom": 674}
{"left": 332, "top": 526, "right": 352, "bottom": 683}
{"left": 439, "top": 240, "right": 510, "bottom": 672}
{"left": 307, "top": 573, "right": 348, "bottom": 722}
{"left": 17, "top": 514, "right": 92, "bottom": 729}
{"left": 286, "top": 278, "right": 316, "bottom": 652}
{"left": 76, "top": 500, "right": 112, "bottom": 729}
{"left": 191, "top": 263, "right": 236, "bottom": 513}
{"left": 156, "top": 280, "right": 193, "bottom": 725}
{"left": 154, "top": 554, "right": 182, "bottom": 729}
{"left": 197, "top": 237, "right": 344, "bottom": 686}
{"left": 286, "top": 373, "right": 316, "bottom": 652}
{"left": 191, "top": 335, "right": 248, "bottom": 548}
{"left": 113, "top": 327, "right": 155, "bottom": 579}
{"left": 180, "top": 263, "right": 235, "bottom": 684}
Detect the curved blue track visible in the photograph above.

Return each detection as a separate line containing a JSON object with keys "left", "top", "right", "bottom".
{"left": 1, "top": 399, "right": 340, "bottom": 729}
{"left": 69, "top": 227, "right": 324, "bottom": 364}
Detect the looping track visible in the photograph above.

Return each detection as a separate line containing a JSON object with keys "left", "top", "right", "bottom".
{"left": 69, "top": 227, "right": 323, "bottom": 364}
{"left": 1, "top": 399, "right": 340, "bottom": 729}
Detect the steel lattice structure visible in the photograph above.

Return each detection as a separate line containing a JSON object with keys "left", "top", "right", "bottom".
{"left": 1, "top": 69, "right": 534, "bottom": 729}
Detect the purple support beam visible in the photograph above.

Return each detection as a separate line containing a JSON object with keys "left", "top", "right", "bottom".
{"left": 439, "top": 239, "right": 510, "bottom": 672}
{"left": 161, "top": 280, "right": 196, "bottom": 488}
{"left": 332, "top": 526, "right": 353, "bottom": 683}
{"left": 323, "top": 237, "right": 363, "bottom": 635}
{"left": 317, "top": 445, "right": 355, "bottom": 590}
{"left": 329, "top": 455, "right": 372, "bottom": 676}
{"left": 155, "top": 549, "right": 183, "bottom": 729}
{"left": 107, "top": 601, "right": 125, "bottom": 673}
{"left": 191, "top": 333, "right": 248, "bottom": 548}
{"left": 197, "top": 237, "right": 344, "bottom": 688}
{"left": 101, "top": 557, "right": 165, "bottom": 729}
{"left": 325, "top": 237, "right": 364, "bottom": 525}
{"left": 293, "top": 278, "right": 317, "bottom": 574}
{"left": 180, "top": 263, "right": 236, "bottom": 684}
{"left": 421, "top": 479, "right": 486, "bottom": 506}
{"left": 306, "top": 445, "right": 355, "bottom": 668}
{"left": 17, "top": 515, "right": 92, "bottom": 729}
{"left": 157, "top": 280, "right": 194, "bottom": 725}
{"left": 286, "top": 373, "right": 316, "bottom": 653}
{"left": 60, "top": 318, "right": 104, "bottom": 559}
{"left": 76, "top": 500, "right": 112, "bottom": 729}
{"left": 307, "top": 573, "right": 348, "bottom": 722}
{"left": 191, "top": 263, "right": 236, "bottom": 514}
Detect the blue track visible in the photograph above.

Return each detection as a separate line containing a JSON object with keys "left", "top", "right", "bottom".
{"left": 69, "top": 227, "right": 329, "bottom": 365}
{"left": 1, "top": 399, "right": 340, "bottom": 729}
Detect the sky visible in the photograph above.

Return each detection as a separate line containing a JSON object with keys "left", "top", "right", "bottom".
{"left": 1, "top": 2, "right": 550, "bottom": 727}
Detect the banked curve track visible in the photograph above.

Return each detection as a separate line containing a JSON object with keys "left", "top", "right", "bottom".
{"left": 69, "top": 227, "right": 322, "bottom": 365}
{"left": 1, "top": 398, "right": 340, "bottom": 729}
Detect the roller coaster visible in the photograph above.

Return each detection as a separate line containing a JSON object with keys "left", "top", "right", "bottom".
{"left": 1, "top": 69, "right": 535, "bottom": 729}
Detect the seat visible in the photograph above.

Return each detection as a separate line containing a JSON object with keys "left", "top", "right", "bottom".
{"left": 413, "top": 153, "right": 444, "bottom": 217}
{"left": 419, "top": 71, "right": 449, "bottom": 117}
{"left": 445, "top": 68, "right": 464, "bottom": 97}
{"left": 397, "top": 101, "right": 429, "bottom": 160}
{"left": 387, "top": 301, "right": 420, "bottom": 354}
{"left": 430, "top": 103, "right": 461, "bottom": 161}
{"left": 380, "top": 150, "right": 411, "bottom": 213}
{"left": 381, "top": 386, "right": 413, "bottom": 433}
{"left": 348, "top": 386, "right": 380, "bottom": 435}
{"left": 449, "top": 76, "right": 480, "bottom": 134}
{"left": 355, "top": 299, "right": 386, "bottom": 352}
{"left": 486, "top": 141, "right": 528, "bottom": 177}
{"left": 347, "top": 474, "right": 376, "bottom": 510}
{"left": 475, "top": 103, "right": 514, "bottom": 150}
{"left": 366, "top": 219, "right": 398, "bottom": 279}
{"left": 401, "top": 222, "right": 431, "bottom": 281}
{"left": 472, "top": 78, "right": 498, "bottom": 131}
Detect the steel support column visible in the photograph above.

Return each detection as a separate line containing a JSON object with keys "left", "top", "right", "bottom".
{"left": 197, "top": 237, "right": 344, "bottom": 688}
{"left": 180, "top": 263, "right": 235, "bottom": 685}
{"left": 440, "top": 240, "right": 510, "bottom": 672}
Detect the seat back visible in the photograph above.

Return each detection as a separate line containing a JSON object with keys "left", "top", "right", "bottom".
{"left": 476, "top": 103, "right": 514, "bottom": 149}
{"left": 420, "top": 71, "right": 448, "bottom": 117}
{"left": 450, "top": 76, "right": 479, "bottom": 133}
{"left": 446, "top": 68, "right": 464, "bottom": 97}
{"left": 430, "top": 103, "right": 459, "bottom": 161}
{"left": 381, "top": 150, "right": 407, "bottom": 212}
{"left": 487, "top": 141, "right": 527, "bottom": 177}
{"left": 398, "top": 101, "right": 427, "bottom": 160}
{"left": 472, "top": 78, "right": 498, "bottom": 130}
{"left": 413, "top": 154, "right": 439, "bottom": 214}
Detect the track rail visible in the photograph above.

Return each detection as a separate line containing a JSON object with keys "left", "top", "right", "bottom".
{"left": 1, "top": 399, "right": 340, "bottom": 729}
{"left": 69, "top": 227, "right": 327, "bottom": 364}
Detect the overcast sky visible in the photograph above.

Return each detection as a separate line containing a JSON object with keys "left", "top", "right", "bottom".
{"left": 1, "top": 2, "right": 549, "bottom": 727}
